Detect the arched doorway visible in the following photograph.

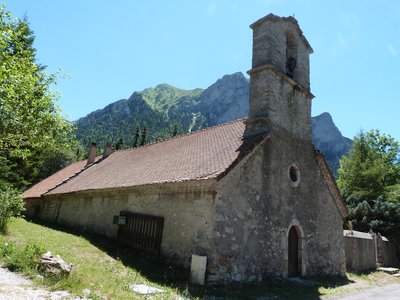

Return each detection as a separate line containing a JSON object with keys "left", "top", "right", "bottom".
{"left": 288, "top": 226, "right": 299, "bottom": 277}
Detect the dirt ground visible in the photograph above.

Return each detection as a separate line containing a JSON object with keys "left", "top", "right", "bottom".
{"left": 1, "top": 265, "right": 400, "bottom": 300}
{"left": 0, "top": 266, "right": 73, "bottom": 300}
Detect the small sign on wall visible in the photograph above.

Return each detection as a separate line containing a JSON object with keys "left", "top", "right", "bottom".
{"left": 113, "top": 215, "right": 126, "bottom": 225}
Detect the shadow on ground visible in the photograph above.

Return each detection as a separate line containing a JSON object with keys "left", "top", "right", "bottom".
{"left": 28, "top": 218, "right": 355, "bottom": 299}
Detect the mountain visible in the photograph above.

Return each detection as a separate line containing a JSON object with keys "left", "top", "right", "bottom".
{"left": 74, "top": 72, "right": 351, "bottom": 175}
{"left": 312, "top": 113, "right": 353, "bottom": 174}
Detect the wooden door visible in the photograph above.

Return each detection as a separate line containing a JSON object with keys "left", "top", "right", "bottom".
{"left": 288, "top": 226, "right": 299, "bottom": 277}
{"left": 117, "top": 211, "right": 164, "bottom": 255}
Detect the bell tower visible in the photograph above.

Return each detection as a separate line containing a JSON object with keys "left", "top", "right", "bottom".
{"left": 245, "top": 14, "right": 314, "bottom": 141}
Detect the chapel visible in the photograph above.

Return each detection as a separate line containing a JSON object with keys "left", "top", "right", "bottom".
{"left": 24, "top": 14, "right": 347, "bottom": 282}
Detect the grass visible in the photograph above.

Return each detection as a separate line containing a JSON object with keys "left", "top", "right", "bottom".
{"left": 0, "top": 217, "right": 399, "bottom": 299}
{"left": 0, "top": 218, "right": 186, "bottom": 299}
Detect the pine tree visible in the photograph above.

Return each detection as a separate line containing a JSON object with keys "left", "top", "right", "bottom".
{"left": 338, "top": 129, "right": 400, "bottom": 244}
{"left": 115, "top": 138, "right": 124, "bottom": 150}
{"left": 0, "top": 5, "right": 75, "bottom": 189}
{"left": 172, "top": 124, "right": 179, "bottom": 137}
{"left": 133, "top": 124, "right": 140, "bottom": 148}
{"left": 140, "top": 126, "right": 147, "bottom": 146}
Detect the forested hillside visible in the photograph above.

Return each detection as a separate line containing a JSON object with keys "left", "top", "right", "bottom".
{"left": 75, "top": 73, "right": 248, "bottom": 148}
{"left": 75, "top": 72, "right": 350, "bottom": 174}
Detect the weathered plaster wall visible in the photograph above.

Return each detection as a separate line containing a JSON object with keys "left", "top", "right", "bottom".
{"left": 33, "top": 182, "right": 215, "bottom": 267}
{"left": 248, "top": 69, "right": 312, "bottom": 141}
{"left": 343, "top": 230, "right": 399, "bottom": 272}
{"left": 376, "top": 234, "right": 400, "bottom": 267}
{"left": 344, "top": 231, "right": 376, "bottom": 272}
{"left": 209, "top": 128, "right": 345, "bottom": 282}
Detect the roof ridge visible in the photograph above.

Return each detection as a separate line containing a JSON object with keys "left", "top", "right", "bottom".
{"left": 43, "top": 118, "right": 268, "bottom": 196}
{"left": 43, "top": 157, "right": 104, "bottom": 196}
{"left": 114, "top": 118, "right": 247, "bottom": 153}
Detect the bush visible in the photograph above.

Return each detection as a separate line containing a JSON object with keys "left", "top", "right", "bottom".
{"left": 0, "top": 239, "right": 44, "bottom": 276}
{"left": 0, "top": 187, "right": 25, "bottom": 233}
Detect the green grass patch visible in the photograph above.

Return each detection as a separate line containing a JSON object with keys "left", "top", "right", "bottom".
{"left": 1, "top": 217, "right": 399, "bottom": 299}
{"left": 0, "top": 238, "right": 44, "bottom": 276}
{"left": 1, "top": 218, "right": 187, "bottom": 299}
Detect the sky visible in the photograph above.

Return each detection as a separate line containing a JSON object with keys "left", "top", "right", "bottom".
{"left": 5, "top": 0, "right": 400, "bottom": 141}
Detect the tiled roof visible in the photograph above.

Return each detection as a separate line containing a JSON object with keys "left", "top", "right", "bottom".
{"left": 47, "top": 119, "right": 267, "bottom": 195}
{"left": 23, "top": 160, "right": 91, "bottom": 199}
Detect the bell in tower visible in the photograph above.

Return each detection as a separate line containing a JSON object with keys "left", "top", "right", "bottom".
{"left": 245, "top": 14, "right": 314, "bottom": 141}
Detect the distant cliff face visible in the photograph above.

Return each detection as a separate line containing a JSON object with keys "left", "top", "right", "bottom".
{"left": 75, "top": 72, "right": 351, "bottom": 175}
{"left": 312, "top": 112, "right": 352, "bottom": 174}
{"left": 194, "top": 72, "right": 249, "bottom": 126}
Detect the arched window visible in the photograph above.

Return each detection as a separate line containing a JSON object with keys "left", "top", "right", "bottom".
{"left": 285, "top": 31, "right": 297, "bottom": 79}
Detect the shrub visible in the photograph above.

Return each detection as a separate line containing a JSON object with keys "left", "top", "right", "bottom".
{"left": 0, "top": 239, "right": 45, "bottom": 276}
{"left": 0, "top": 187, "right": 25, "bottom": 233}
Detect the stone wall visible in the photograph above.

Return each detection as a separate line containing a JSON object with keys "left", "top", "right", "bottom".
{"left": 344, "top": 230, "right": 400, "bottom": 272}
{"left": 247, "top": 68, "right": 312, "bottom": 141}
{"left": 376, "top": 233, "right": 400, "bottom": 267}
{"left": 217, "top": 14, "right": 346, "bottom": 283}
{"left": 26, "top": 181, "right": 216, "bottom": 267}
{"left": 208, "top": 130, "right": 346, "bottom": 282}
{"left": 250, "top": 15, "right": 312, "bottom": 90}
{"left": 344, "top": 230, "right": 376, "bottom": 272}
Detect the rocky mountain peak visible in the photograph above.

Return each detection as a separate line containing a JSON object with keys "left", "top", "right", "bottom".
{"left": 312, "top": 112, "right": 352, "bottom": 174}
{"left": 196, "top": 72, "right": 249, "bottom": 126}
{"left": 75, "top": 72, "right": 352, "bottom": 175}
{"left": 312, "top": 112, "right": 350, "bottom": 146}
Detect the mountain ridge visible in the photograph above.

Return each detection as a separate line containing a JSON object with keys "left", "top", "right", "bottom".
{"left": 74, "top": 72, "right": 351, "bottom": 174}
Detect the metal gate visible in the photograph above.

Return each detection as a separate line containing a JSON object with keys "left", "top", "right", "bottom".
{"left": 117, "top": 211, "right": 164, "bottom": 255}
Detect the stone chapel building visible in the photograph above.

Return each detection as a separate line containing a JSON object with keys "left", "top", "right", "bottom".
{"left": 24, "top": 14, "right": 348, "bottom": 282}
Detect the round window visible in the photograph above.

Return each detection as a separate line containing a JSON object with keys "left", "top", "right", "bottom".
{"left": 289, "top": 164, "right": 300, "bottom": 187}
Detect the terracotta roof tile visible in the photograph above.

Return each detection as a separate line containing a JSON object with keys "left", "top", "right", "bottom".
{"left": 23, "top": 160, "right": 90, "bottom": 199}
{"left": 47, "top": 119, "right": 267, "bottom": 195}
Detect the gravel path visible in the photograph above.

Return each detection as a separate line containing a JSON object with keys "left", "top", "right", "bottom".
{"left": 0, "top": 266, "right": 72, "bottom": 300}
{"left": 331, "top": 283, "right": 400, "bottom": 300}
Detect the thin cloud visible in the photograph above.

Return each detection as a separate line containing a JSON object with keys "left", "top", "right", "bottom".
{"left": 387, "top": 44, "right": 397, "bottom": 57}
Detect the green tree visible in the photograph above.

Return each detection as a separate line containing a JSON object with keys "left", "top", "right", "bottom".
{"left": 172, "top": 123, "right": 179, "bottom": 137}
{"left": 132, "top": 124, "right": 140, "bottom": 148}
{"left": 0, "top": 187, "right": 25, "bottom": 233}
{"left": 115, "top": 138, "right": 124, "bottom": 150}
{"left": 338, "top": 129, "right": 400, "bottom": 243}
{"left": 140, "top": 125, "right": 147, "bottom": 146}
{"left": 36, "top": 145, "right": 78, "bottom": 182}
{"left": 0, "top": 6, "right": 75, "bottom": 189}
{"left": 338, "top": 130, "right": 400, "bottom": 201}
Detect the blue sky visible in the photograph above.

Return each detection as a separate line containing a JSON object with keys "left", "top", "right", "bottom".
{"left": 5, "top": 0, "right": 400, "bottom": 141}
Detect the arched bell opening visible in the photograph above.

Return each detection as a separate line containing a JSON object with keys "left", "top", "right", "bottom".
{"left": 285, "top": 30, "right": 298, "bottom": 79}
